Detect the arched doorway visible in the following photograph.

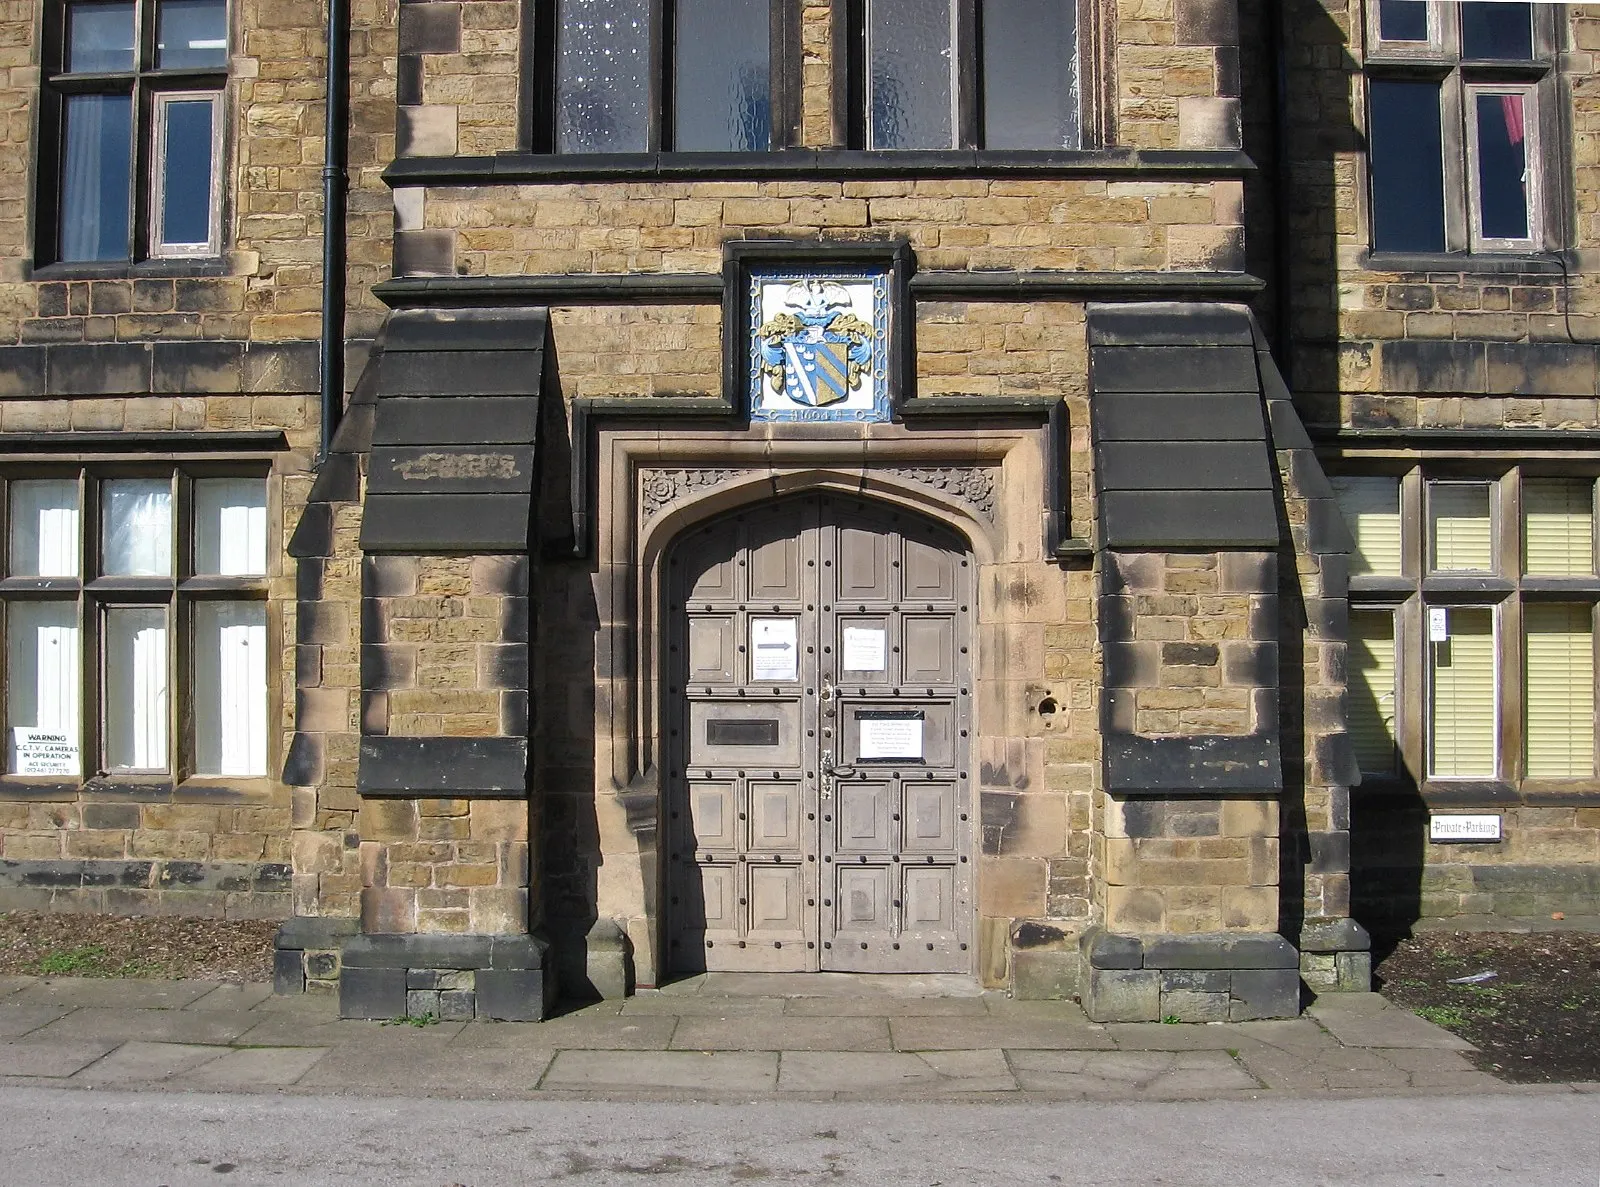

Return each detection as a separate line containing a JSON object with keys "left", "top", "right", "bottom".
{"left": 663, "top": 492, "right": 976, "bottom": 974}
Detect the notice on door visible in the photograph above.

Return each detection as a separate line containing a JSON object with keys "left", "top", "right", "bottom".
{"left": 842, "top": 626, "right": 887, "bottom": 672}
{"left": 750, "top": 617, "right": 799, "bottom": 681}
{"left": 12, "top": 727, "right": 78, "bottom": 776}
{"left": 857, "top": 712, "right": 924, "bottom": 761}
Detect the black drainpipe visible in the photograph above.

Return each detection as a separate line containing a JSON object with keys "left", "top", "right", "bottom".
{"left": 1268, "top": 0, "right": 1293, "bottom": 389}
{"left": 319, "top": 0, "right": 350, "bottom": 461}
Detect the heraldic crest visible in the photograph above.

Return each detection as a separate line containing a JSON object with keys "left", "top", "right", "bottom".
{"left": 756, "top": 280, "right": 874, "bottom": 408}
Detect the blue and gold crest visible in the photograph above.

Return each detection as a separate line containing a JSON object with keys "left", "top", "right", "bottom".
{"left": 747, "top": 268, "right": 891, "bottom": 422}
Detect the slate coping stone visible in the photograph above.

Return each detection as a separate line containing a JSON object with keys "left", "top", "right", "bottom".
{"left": 1142, "top": 933, "right": 1298, "bottom": 970}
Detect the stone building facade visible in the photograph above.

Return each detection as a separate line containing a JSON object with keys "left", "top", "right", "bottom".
{"left": 0, "top": 0, "right": 1594, "bottom": 1024}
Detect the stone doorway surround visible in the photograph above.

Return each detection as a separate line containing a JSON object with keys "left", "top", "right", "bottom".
{"left": 583, "top": 420, "right": 1064, "bottom": 990}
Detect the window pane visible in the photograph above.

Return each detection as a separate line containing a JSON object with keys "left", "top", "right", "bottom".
{"left": 1429, "top": 607, "right": 1495, "bottom": 778}
{"left": 1349, "top": 611, "right": 1397, "bottom": 775}
{"left": 1429, "top": 483, "right": 1493, "bottom": 572}
{"left": 67, "top": 1, "right": 136, "bottom": 72}
{"left": 102, "top": 479, "right": 174, "bottom": 576}
{"left": 60, "top": 93, "right": 133, "bottom": 262}
{"left": 1377, "top": 0, "right": 1429, "bottom": 42}
{"left": 1368, "top": 80, "right": 1445, "bottom": 253}
{"left": 556, "top": 0, "right": 652, "bottom": 153}
{"left": 194, "top": 601, "right": 267, "bottom": 776}
{"left": 981, "top": 0, "right": 1078, "bottom": 149}
{"left": 1461, "top": 2, "right": 1532, "bottom": 60}
{"left": 1474, "top": 92, "right": 1530, "bottom": 241}
{"left": 194, "top": 478, "right": 267, "bottom": 576}
{"left": 1525, "top": 605, "right": 1594, "bottom": 779}
{"left": 1331, "top": 476, "right": 1403, "bottom": 576}
{"left": 869, "top": 0, "right": 955, "bottom": 150}
{"left": 1524, "top": 480, "right": 1594, "bottom": 577}
{"left": 7, "top": 603, "right": 81, "bottom": 776}
{"left": 673, "top": 0, "right": 770, "bottom": 151}
{"left": 158, "top": 97, "right": 217, "bottom": 247}
{"left": 157, "top": 0, "right": 229, "bottom": 69}
{"left": 10, "top": 480, "right": 81, "bottom": 578}
{"left": 104, "top": 606, "right": 169, "bottom": 771}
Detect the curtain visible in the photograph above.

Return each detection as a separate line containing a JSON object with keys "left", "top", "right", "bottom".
{"left": 1430, "top": 608, "right": 1496, "bottom": 778}
{"left": 10, "top": 480, "right": 80, "bottom": 578}
{"left": 1348, "top": 611, "right": 1397, "bottom": 775}
{"left": 1523, "top": 480, "right": 1594, "bottom": 577}
{"left": 6, "top": 604, "right": 80, "bottom": 775}
{"left": 1525, "top": 605, "right": 1595, "bottom": 779}
{"left": 1332, "top": 477, "right": 1403, "bottom": 576}
{"left": 1430, "top": 484, "right": 1493, "bottom": 571}
{"left": 1500, "top": 93, "right": 1524, "bottom": 147}
{"left": 105, "top": 608, "right": 168, "bottom": 771}
{"left": 195, "top": 479, "right": 267, "bottom": 575}
{"left": 103, "top": 480, "right": 173, "bottom": 576}
{"left": 195, "top": 602, "right": 267, "bottom": 776}
{"left": 61, "top": 94, "right": 132, "bottom": 262}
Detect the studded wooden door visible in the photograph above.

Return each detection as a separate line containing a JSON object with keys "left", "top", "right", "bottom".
{"left": 666, "top": 494, "right": 974, "bottom": 975}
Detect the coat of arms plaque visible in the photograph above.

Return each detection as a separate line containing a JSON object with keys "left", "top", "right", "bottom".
{"left": 747, "top": 268, "right": 891, "bottom": 422}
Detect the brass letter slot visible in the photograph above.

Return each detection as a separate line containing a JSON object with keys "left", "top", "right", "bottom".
{"left": 707, "top": 719, "right": 780, "bottom": 746}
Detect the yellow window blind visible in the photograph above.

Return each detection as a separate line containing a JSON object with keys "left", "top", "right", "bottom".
{"left": 1430, "top": 608, "right": 1496, "bottom": 778}
{"left": 1331, "top": 477, "right": 1403, "bottom": 576}
{"left": 1430, "top": 483, "right": 1493, "bottom": 572}
{"left": 1523, "top": 480, "right": 1595, "bottom": 576}
{"left": 1349, "top": 611, "right": 1397, "bottom": 774}
{"left": 1525, "top": 604, "right": 1595, "bottom": 779}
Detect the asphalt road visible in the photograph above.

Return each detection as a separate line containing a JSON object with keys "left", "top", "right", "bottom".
{"left": 1, "top": 1087, "right": 1596, "bottom": 1186}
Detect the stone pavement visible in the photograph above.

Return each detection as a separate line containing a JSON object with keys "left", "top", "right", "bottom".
{"left": 0, "top": 972, "right": 1593, "bottom": 1102}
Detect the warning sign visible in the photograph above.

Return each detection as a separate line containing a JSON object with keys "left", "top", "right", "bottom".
{"left": 12, "top": 728, "right": 78, "bottom": 776}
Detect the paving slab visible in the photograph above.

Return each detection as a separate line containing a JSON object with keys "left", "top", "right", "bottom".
{"left": 700, "top": 972, "right": 983, "bottom": 999}
{"left": 1103, "top": 1022, "right": 1250, "bottom": 1051}
{"left": 451, "top": 1021, "right": 583, "bottom": 1049}
{"left": 671, "top": 1016, "right": 890, "bottom": 1052}
{"left": 297, "top": 1041, "right": 551, "bottom": 1097}
{"left": 0, "top": 1039, "right": 116, "bottom": 1078}
{"left": 1232, "top": 1042, "right": 1414, "bottom": 1092}
{"left": 620, "top": 994, "right": 785, "bottom": 1018}
{"left": 533, "top": 1014, "right": 677, "bottom": 1050}
{"left": 777, "top": 1051, "right": 947, "bottom": 1092}
{"left": 31, "top": 1007, "right": 260, "bottom": 1046}
{"left": 1008, "top": 1049, "right": 1259, "bottom": 1097}
{"left": 189, "top": 1046, "right": 331, "bottom": 1089}
{"left": 0, "top": 977, "right": 33, "bottom": 999}
{"left": 187, "top": 983, "right": 275, "bottom": 1012}
{"left": 784, "top": 996, "right": 987, "bottom": 1018}
{"left": 917, "top": 1048, "right": 1019, "bottom": 1091}
{"left": 983, "top": 996, "right": 1095, "bottom": 1020}
{"left": 0, "top": 1004, "right": 71, "bottom": 1039}
{"left": 1230, "top": 1018, "right": 1343, "bottom": 1052}
{"left": 75, "top": 1041, "right": 227, "bottom": 1085}
{"left": 540, "top": 1050, "right": 778, "bottom": 1093}
{"left": 1308, "top": 999, "right": 1476, "bottom": 1050}
{"left": 9, "top": 978, "right": 219, "bottom": 1011}
{"left": 889, "top": 1015, "right": 1116, "bottom": 1052}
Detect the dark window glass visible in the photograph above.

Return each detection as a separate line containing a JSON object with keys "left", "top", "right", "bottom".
{"left": 555, "top": 0, "right": 653, "bottom": 153}
{"left": 157, "top": 0, "right": 229, "bottom": 69}
{"left": 1377, "top": 0, "right": 1429, "bottom": 42}
{"left": 67, "top": 1, "right": 136, "bottom": 72}
{"left": 674, "top": 0, "right": 771, "bottom": 151}
{"left": 160, "top": 98, "right": 215, "bottom": 245}
{"left": 1461, "top": 2, "right": 1532, "bottom": 60}
{"left": 868, "top": 0, "right": 954, "bottom": 150}
{"left": 1475, "top": 92, "right": 1529, "bottom": 240}
{"left": 60, "top": 93, "right": 133, "bottom": 261}
{"left": 1369, "top": 79, "right": 1445, "bottom": 252}
{"left": 981, "top": 0, "right": 1078, "bottom": 149}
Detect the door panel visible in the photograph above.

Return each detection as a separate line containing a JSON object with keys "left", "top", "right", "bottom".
{"left": 668, "top": 494, "right": 973, "bottom": 976}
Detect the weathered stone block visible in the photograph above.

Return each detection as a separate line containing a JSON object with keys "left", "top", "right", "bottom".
{"left": 476, "top": 967, "right": 555, "bottom": 1022}
{"left": 1082, "top": 967, "right": 1160, "bottom": 1023}
{"left": 1011, "top": 948, "right": 1081, "bottom": 1001}
{"left": 1228, "top": 968, "right": 1301, "bottom": 1021}
{"left": 340, "top": 967, "right": 407, "bottom": 1020}
{"left": 1162, "top": 989, "right": 1230, "bottom": 1022}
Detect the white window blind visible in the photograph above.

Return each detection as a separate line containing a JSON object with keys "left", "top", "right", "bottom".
{"left": 104, "top": 606, "right": 168, "bottom": 771}
{"left": 1523, "top": 480, "right": 1594, "bottom": 577}
{"left": 1429, "top": 607, "right": 1496, "bottom": 778}
{"left": 9, "top": 480, "right": 80, "bottom": 578}
{"left": 1430, "top": 482, "right": 1493, "bottom": 572}
{"left": 1332, "top": 477, "right": 1403, "bottom": 576}
{"left": 194, "top": 601, "right": 268, "bottom": 776}
{"left": 194, "top": 478, "right": 268, "bottom": 576}
{"left": 102, "top": 479, "right": 173, "bottom": 576}
{"left": 6, "top": 602, "right": 80, "bottom": 775}
{"left": 1525, "top": 604, "right": 1595, "bottom": 779}
{"left": 1349, "top": 611, "right": 1397, "bottom": 774}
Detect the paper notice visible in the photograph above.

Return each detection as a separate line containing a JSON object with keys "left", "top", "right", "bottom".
{"left": 750, "top": 617, "right": 799, "bottom": 681}
{"left": 12, "top": 727, "right": 78, "bottom": 776}
{"left": 858, "top": 715, "right": 924, "bottom": 760}
{"left": 842, "top": 626, "right": 887, "bottom": 672}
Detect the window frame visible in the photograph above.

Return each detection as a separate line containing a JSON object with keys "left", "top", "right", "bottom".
{"left": 35, "top": 0, "right": 230, "bottom": 268}
{"left": 148, "top": 88, "right": 226, "bottom": 258}
{"left": 840, "top": 0, "right": 1087, "bottom": 151}
{"left": 1334, "top": 461, "right": 1600, "bottom": 795}
{"left": 520, "top": 0, "right": 803, "bottom": 154}
{"left": 1361, "top": 1, "right": 1558, "bottom": 258}
{"left": 0, "top": 463, "right": 275, "bottom": 791}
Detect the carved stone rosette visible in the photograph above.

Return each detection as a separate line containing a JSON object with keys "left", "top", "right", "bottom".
{"left": 883, "top": 466, "right": 997, "bottom": 521}
{"left": 638, "top": 465, "right": 998, "bottom": 523}
{"left": 639, "top": 469, "right": 740, "bottom": 521}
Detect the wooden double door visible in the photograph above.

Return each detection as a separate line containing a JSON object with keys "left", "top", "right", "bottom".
{"left": 665, "top": 494, "right": 974, "bottom": 974}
